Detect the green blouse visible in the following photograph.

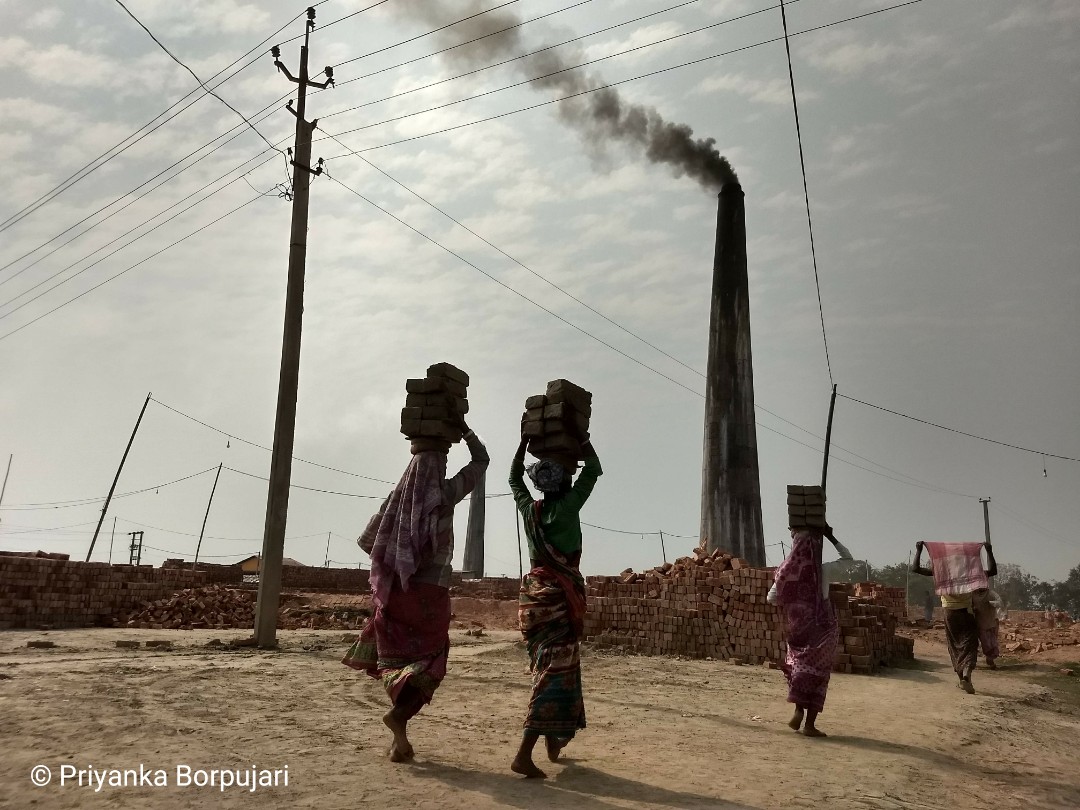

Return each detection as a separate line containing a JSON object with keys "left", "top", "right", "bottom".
{"left": 509, "top": 455, "right": 602, "bottom": 558}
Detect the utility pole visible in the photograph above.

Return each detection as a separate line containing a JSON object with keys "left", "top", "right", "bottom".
{"left": 253, "top": 8, "right": 333, "bottom": 649}
{"left": 820, "top": 384, "right": 838, "bottom": 493}
{"left": 86, "top": 392, "right": 151, "bottom": 561}
{"left": 324, "top": 531, "right": 331, "bottom": 568}
{"left": 659, "top": 530, "right": 667, "bottom": 565}
{"left": 193, "top": 463, "right": 223, "bottom": 570}
{"left": 108, "top": 517, "right": 117, "bottom": 564}
{"left": 980, "top": 497, "right": 993, "bottom": 588}
{"left": 0, "top": 453, "right": 12, "bottom": 523}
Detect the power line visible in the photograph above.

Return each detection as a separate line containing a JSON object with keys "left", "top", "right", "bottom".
{"left": 324, "top": 168, "right": 973, "bottom": 500}
{"left": 0, "top": 0, "right": 519, "bottom": 286}
{"left": 321, "top": 0, "right": 929, "bottom": 157}
{"left": 333, "top": 0, "right": 528, "bottom": 71}
{"left": 221, "top": 465, "right": 387, "bottom": 499}
{"left": 0, "top": 163, "right": 273, "bottom": 322}
{"left": 142, "top": 544, "right": 255, "bottom": 559}
{"left": 0, "top": 4, "right": 320, "bottom": 238}
{"left": 0, "top": 103, "right": 288, "bottom": 287}
{"left": 322, "top": 0, "right": 789, "bottom": 139}
{"left": 150, "top": 397, "right": 396, "bottom": 485}
{"left": 327, "top": 173, "right": 706, "bottom": 398}
{"left": 112, "top": 0, "right": 283, "bottom": 157}
{"left": 0, "top": 194, "right": 265, "bottom": 343}
{"left": 113, "top": 516, "right": 329, "bottom": 544}
{"left": 838, "top": 394, "right": 1080, "bottom": 463}
{"left": 0, "top": 466, "right": 218, "bottom": 511}
{"left": 779, "top": 0, "right": 832, "bottom": 386}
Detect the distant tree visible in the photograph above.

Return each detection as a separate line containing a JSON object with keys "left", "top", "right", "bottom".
{"left": 993, "top": 563, "right": 1042, "bottom": 611}
{"left": 870, "top": 562, "right": 909, "bottom": 588}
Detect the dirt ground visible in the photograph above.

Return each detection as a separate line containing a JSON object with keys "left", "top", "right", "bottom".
{"left": 1, "top": 628, "right": 1078, "bottom": 810}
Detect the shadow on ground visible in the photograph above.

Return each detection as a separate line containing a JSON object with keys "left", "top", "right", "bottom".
{"left": 411, "top": 759, "right": 761, "bottom": 809}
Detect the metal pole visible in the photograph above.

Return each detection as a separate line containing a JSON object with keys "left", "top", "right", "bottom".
{"left": 86, "top": 392, "right": 151, "bottom": 561}
{"left": 324, "top": 531, "right": 331, "bottom": 567}
{"left": 193, "top": 463, "right": 223, "bottom": 570}
{"left": 659, "top": 530, "right": 667, "bottom": 564}
{"left": 108, "top": 517, "right": 116, "bottom": 564}
{"left": 254, "top": 11, "right": 331, "bottom": 648}
{"left": 0, "top": 454, "right": 12, "bottom": 521}
{"left": 821, "top": 383, "right": 838, "bottom": 493}
{"left": 980, "top": 497, "right": 993, "bottom": 588}
{"left": 905, "top": 550, "right": 912, "bottom": 619}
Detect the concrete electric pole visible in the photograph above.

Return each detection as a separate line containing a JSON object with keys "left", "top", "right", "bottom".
{"left": 253, "top": 7, "right": 333, "bottom": 648}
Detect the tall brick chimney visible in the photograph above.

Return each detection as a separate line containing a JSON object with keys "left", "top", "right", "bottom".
{"left": 700, "top": 183, "right": 766, "bottom": 566}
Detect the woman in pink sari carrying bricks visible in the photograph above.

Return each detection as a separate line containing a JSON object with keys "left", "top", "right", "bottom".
{"left": 910, "top": 540, "right": 998, "bottom": 693}
{"left": 768, "top": 484, "right": 853, "bottom": 738}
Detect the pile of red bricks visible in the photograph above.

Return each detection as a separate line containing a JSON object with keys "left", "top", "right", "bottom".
{"left": 853, "top": 582, "right": 907, "bottom": 616}
{"left": 830, "top": 583, "right": 914, "bottom": 674}
{"left": 0, "top": 555, "right": 206, "bottom": 629}
{"left": 126, "top": 584, "right": 256, "bottom": 629}
{"left": 583, "top": 549, "right": 915, "bottom": 672}
{"left": 584, "top": 549, "right": 784, "bottom": 663}
{"left": 125, "top": 585, "right": 370, "bottom": 631}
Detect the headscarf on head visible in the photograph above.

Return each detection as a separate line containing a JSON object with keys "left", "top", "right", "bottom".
{"left": 526, "top": 459, "right": 567, "bottom": 493}
{"left": 367, "top": 451, "right": 447, "bottom": 607}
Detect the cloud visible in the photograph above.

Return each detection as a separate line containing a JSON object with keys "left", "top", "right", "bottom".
{"left": 990, "top": 2, "right": 1080, "bottom": 32}
{"left": 695, "top": 72, "right": 800, "bottom": 106}
{"left": 25, "top": 8, "right": 63, "bottom": 30}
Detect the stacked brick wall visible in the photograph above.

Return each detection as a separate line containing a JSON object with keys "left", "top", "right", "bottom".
{"left": 583, "top": 551, "right": 914, "bottom": 672}
{"left": 449, "top": 577, "right": 520, "bottom": 600}
{"left": 161, "top": 559, "right": 371, "bottom": 591}
{"left": 0, "top": 556, "right": 208, "bottom": 629}
{"left": 585, "top": 564, "right": 783, "bottom": 662}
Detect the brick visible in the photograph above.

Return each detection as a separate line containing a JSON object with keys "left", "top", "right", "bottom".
{"left": 426, "top": 362, "right": 469, "bottom": 386}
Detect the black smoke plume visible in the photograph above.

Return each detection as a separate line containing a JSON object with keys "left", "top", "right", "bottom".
{"left": 393, "top": 1, "right": 738, "bottom": 189}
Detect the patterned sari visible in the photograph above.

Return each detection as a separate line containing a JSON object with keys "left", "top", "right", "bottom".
{"left": 519, "top": 500, "right": 588, "bottom": 738}
{"left": 342, "top": 580, "right": 450, "bottom": 703}
{"left": 773, "top": 530, "right": 838, "bottom": 714}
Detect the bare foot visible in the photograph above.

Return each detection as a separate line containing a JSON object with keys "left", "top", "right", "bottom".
{"left": 383, "top": 710, "right": 413, "bottom": 760}
{"left": 545, "top": 737, "right": 569, "bottom": 762}
{"left": 788, "top": 707, "right": 805, "bottom": 731}
{"left": 802, "top": 726, "right": 827, "bottom": 738}
{"left": 511, "top": 757, "right": 547, "bottom": 779}
{"left": 959, "top": 679, "right": 975, "bottom": 694}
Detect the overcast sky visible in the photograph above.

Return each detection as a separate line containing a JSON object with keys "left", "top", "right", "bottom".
{"left": 0, "top": 0, "right": 1077, "bottom": 583}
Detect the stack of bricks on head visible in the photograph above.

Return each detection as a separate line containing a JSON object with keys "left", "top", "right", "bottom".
{"left": 521, "top": 379, "right": 591, "bottom": 469}
{"left": 400, "top": 363, "right": 469, "bottom": 453}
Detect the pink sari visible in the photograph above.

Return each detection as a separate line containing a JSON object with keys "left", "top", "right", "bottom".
{"left": 773, "top": 530, "right": 838, "bottom": 713}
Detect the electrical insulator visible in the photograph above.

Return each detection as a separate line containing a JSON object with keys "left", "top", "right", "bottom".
{"left": 271, "top": 45, "right": 280, "bottom": 59}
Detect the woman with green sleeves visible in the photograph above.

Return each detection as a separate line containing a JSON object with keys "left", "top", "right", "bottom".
{"left": 508, "top": 435, "right": 602, "bottom": 779}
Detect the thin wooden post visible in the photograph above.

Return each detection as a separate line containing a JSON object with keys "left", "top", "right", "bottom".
{"left": 86, "top": 392, "right": 151, "bottom": 561}
{"left": 193, "top": 463, "right": 223, "bottom": 570}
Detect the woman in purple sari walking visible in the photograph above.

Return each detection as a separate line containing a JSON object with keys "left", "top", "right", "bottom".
{"left": 768, "top": 527, "right": 851, "bottom": 737}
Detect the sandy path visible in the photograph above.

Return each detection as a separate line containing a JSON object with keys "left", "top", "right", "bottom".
{"left": 1, "top": 628, "right": 1078, "bottom": 809}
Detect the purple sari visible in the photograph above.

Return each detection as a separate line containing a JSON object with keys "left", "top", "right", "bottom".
{"left": 773, "top": 530, "right": 838, "bottom": 713}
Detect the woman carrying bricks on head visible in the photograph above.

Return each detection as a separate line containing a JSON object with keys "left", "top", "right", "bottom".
{"left": 911, "top": 540, "right": 997, "bottom": 693}
{"left": 342, "top": 411, "right": 488, "bottom": 763}
{"left": 767, "top": 514, "right": 852, "bottom": 738}
{"left": 508, "top": 435, "right": 602, "bottom": 778}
